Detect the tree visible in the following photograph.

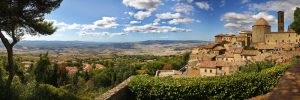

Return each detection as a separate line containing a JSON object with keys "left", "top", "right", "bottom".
{"left": 290, "top": 7, "right": 300, "bottom": 34}
{"left": 0, "top": 0, "right": 62, "bottom": 89}
{"left": 34, "top": 53, "right": 53, "bottom": 85}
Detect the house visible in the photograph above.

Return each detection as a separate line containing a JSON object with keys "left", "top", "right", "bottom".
{"left": 241, "top": 50, "right": 260, "bottom": 62}
{"left": 65, "top": 67, "right": 78, "bottom": 75}
{"left": 95, "top": 64, "right": 105, "bottom": 70}
{"left": 196, "top": 61, "right": 239, "bottom": 77}
{"left": 155, "top": 70, "right": 182, "bottom": 77}
{"left": 21, "top": 61, "right": 33, "bottom": 71}
{"left": 83, "top": 64, "right": 92, "bottom": 72}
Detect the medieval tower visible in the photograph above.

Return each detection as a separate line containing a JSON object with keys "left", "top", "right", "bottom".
{"left": 252, "top": 18, "right": 271, "bottom": 44}
{"left": 278, "top": 11, "right": 284, "bottom": 32}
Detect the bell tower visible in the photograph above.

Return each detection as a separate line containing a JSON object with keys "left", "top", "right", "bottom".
{"left": 278, "top": 11, "right": 284, "bottom": 32}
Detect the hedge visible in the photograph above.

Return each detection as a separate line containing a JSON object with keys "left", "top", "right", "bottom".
{"left": 28, "top": 84, "right": 79, "bottom": 100}
{"left": 128, "top": 63, "right": 291, "bottom": 100}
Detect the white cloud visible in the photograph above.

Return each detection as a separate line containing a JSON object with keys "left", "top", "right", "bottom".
{"left": 252, "top": 12, "right": 276, "bottom": 23}
{"left": 173, "top": 3, "right": 194, "bottom": 14}
{"left": 221, "top": 12, "right": 276, "bottom": 31}
{"left": 168, "top": 18, "right": 195, "bottom": 25}
{"left": 187, "top": 0, "right": 193, "bottom": 3}
{"left": 125, "top": 12, "right": 135, "bottom": 16}
{"left": 82, "top": 17, "right": 119, "bottom": 30}
{"left": 47, "top": 17, "right": 119, "bottom": 32}
{"left": 79, "top": 31, "right": 127, "bottom": 38}
{"left": 47, "top": 20, "right": 81, "bottom": 32}
{"left": 122, "top": 0, "right": 160, "bottom": 11}
{"left": 156, "top": 12, "right": 181, "bottom": 19}
{"left": 241, "top": 0, "right": 250, "bottom": 4}
{"left": 133, "top": 11, "right": 152, "bottom": 20}
{"left": 130, "top": 21, "right": 141, "bottom": 24}
{"left": 195, "top": 2, "right": 212, "bottom": 10}
{"left": 153, "top": 18, "right": 161, "bottom": 25}
{"left": 124, "top": 24, "right": 191, "bottom": 33}
{"left": 249, "top": 0, "right": 300, "bottom": 20}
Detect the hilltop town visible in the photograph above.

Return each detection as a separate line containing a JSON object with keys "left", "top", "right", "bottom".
{"left": 157, "top": 11, "right": 300, "bottom": 77}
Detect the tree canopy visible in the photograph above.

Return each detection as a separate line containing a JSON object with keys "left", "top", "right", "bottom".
{"left": 290, "top": 7, "right": 300, "bottom": 34}
{"left": 0, "top": 0, "right": 62, "bottom": 93}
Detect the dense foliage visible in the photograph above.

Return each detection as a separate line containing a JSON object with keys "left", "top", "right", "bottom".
{"left": 0, "top": 52, "right": 191, "bottom": 99}
{"left": 129, "top": 62, "right": 292, "bottom": 99}
{"left": 240, "top": 60, "right": 275, "bottom": 73}
{"left": 27, "top": 84, "right": 79, "bottom": 100}
{"left": 290, "top": 7, "right": 300, "bottom": 34}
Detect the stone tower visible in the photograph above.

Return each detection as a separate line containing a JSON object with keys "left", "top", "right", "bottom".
{"left": 278, "top": 11, "right": 284, "bottom": 32}
{"left": 252, "top": 18, "right": 271, "bottom": 44}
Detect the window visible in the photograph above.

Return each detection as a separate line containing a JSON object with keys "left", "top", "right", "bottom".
{"left": 205, "top": 69, "right": 207, "bottom": 72}
{"left": 267, "top": 40, "right": 269, "bottom": 42}
{"left": 296, "top": 40, "right": 298, "bottom": 42}
{"left": 289, "top": 34, "right": 291, "bottom": 37}
{"left": 275, "top": 40, "right": 277, "bottom": 43}
{"left": 282, "top": 40, "right": 284, "bottom": 42}
{"left": 210, "top": 69, "right": 212, "bottom": 73}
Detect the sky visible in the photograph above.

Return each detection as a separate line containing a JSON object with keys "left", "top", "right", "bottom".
{"left": 23, "top": 0, "right": 300, "bottom": 42}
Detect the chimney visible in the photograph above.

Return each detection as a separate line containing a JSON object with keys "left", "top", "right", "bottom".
{"left": 278, "top": 11, "right": 284, "bottom": 32}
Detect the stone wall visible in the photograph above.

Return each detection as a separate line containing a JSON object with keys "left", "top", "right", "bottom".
{"left": 95, "top": 76, "right": 135, "bottom": 100}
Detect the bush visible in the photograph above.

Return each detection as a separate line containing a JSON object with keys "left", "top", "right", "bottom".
{"left": 240, "top": 60, "right": 275, "bottom": 73}
{"left": 129, "top": 63, "right": 291, "bottom": 99}
{"left": 28, "top": 84, "right": 79, "bottom": 100}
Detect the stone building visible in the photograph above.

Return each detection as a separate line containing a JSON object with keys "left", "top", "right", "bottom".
{"left": 215, "top": 11, "right": 300, "bottom": 47}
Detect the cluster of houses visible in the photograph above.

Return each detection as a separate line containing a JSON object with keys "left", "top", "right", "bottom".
{"left": 22, "top": 61, "right": 106, "bottom": 75}
{"left": 156, "top": 11, "right": 300, "bottom": 77}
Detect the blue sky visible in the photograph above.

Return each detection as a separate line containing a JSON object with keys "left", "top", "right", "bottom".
{"left": 24, "top": 0, "right": 300, "bottom": 42}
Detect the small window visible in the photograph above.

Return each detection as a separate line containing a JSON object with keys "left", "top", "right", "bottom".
{"left": 282, "top": 40, "right": 284, "bottom": 42}
{"left": 275, "top": 40, "right": 278, "bottom": 42}
{"left": 205, "top": 69, "right": 207, "bottom": 72}
{"left": 210, "top": 70, "right": 212, "bottom": 73}
{"left": 289, "top": 34, "right": 291, "bottom": 37}
{"left": 267, "top": 40, "right": 269, "bottom": 42}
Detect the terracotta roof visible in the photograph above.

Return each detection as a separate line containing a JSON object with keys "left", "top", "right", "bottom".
{"left": 241, "top": 50, "right": 260, "bottom": 56}
{"left": 200, "top": 43, "right": 218, "bottom": 49}
{"left": 215, "top": 34, "right": 235, "bottom": 37}
{"left": 197, "top": 61, "right": 238, "bottom": 68}
{"left": 255, "top": 18, "right": 269, "bottom": 26}
{"left": 213, "top": 46, "right": 225, "bottom": 51}
{"left": 201, "top": 55, "right": 216, "bottom": 61}
{"left": 233, "top": 48, "right": 243, "bottom": 54}
{"left": 224, "top": 52, "right": 234, "bottom": 58}
{"left": 83, "top": 64, "right": 92, "bottom": 72}
{"left": 66, "top": 67, "right": 78, "bottom": 75}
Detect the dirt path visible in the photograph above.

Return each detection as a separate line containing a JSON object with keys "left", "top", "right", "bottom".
{"left": 250, "top": 61, "right": 300, "bottom": 100}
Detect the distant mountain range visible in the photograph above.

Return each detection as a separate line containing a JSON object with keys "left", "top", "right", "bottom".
{"left": 1, "top": 40, "right": 209, "bottom": 49}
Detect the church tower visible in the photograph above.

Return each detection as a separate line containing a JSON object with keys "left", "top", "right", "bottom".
{"left": 278, "top": 11, "right": 284, "bottom": 32}
{"left": 252, "top": 18, "right": 271, "bottom": 44}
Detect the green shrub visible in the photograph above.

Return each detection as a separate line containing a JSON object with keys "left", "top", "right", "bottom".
{"left": 240, "top": 60, "right": 275, "bottom": 73}
{"left": 28, "top": 84, "right": 79, "bottom": 100}
{"left": 129, "top": 63, "right": 291, "bottom": 99}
